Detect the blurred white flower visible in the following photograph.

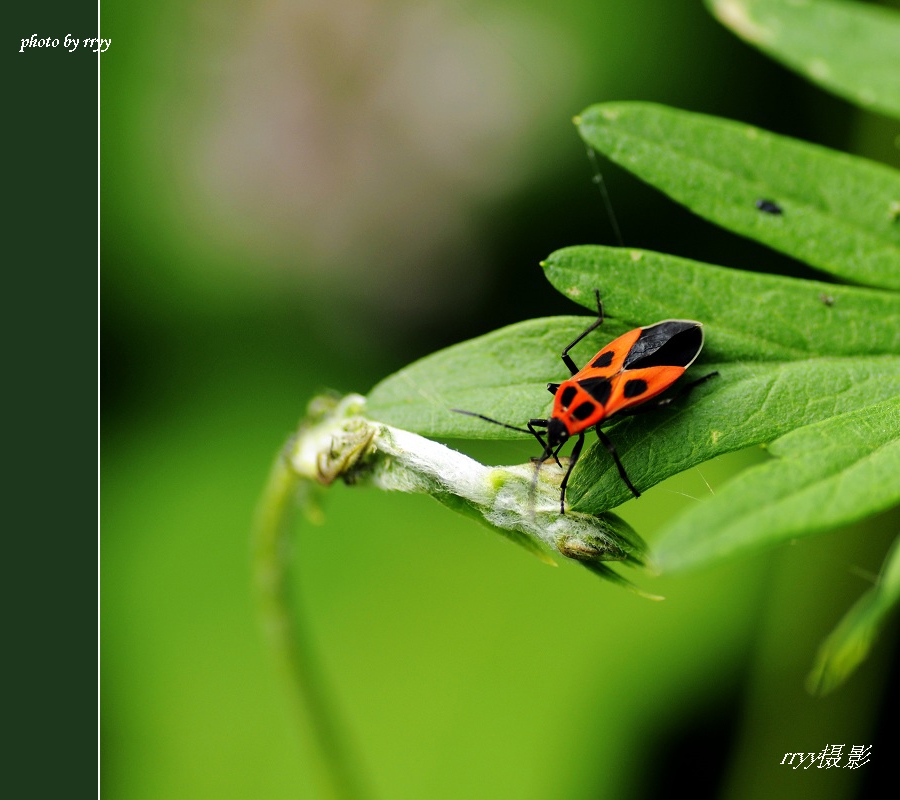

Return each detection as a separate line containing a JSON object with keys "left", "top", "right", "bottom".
{"left": 174, "top": 0, "right": 578, "bottom": 317}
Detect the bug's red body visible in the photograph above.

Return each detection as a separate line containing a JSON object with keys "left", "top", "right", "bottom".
{"left": 454, "top": 293, "right": 716, "bottom": 513}
{"left": 550, "top": 321, "right": 703, "bottom": 439}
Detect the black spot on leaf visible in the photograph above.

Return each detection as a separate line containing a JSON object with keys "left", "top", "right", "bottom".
{"left": 755, "top": 198, "right": 783, "bottom": 215}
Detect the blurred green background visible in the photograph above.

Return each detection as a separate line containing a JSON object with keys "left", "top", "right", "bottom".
{"left": 101, "top": 1, "right": 898, "bottom": 798}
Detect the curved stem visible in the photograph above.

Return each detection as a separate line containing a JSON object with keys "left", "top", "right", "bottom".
{"left": 253, "top": 453, "right": 368, "bottom": 800}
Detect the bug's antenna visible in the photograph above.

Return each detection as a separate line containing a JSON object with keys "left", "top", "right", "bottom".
{"left": 586, "top": 145, "right": 624, "bottom": 247}
{"left": 450, "top": 409, "right": 532, "bottom": 435}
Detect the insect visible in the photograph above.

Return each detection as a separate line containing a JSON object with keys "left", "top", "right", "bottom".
{"left": 454, "top": 292, "right": 718, "bottom": 514}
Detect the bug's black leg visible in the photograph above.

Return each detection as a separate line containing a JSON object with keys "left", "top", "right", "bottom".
{"left": 528, "top": 419, "right": 550, "bottom": 428}
{"left": 596, "top": 428, "right": 640, "bottom": 498}
{"left": 540, "top": 442, "right": 565, "bottom": 470}
{"left": 560, "top": 289, "right": 604, "bottom": 376}
{"left": 527, "top": 420, "right": 563, "bottom": 468}
{"left": 547, "top": 382, "right": 560, "bottom": 395}
{"left": 558, "top": 432, "right": 585, "bottom": 514}
{"left": 527, "top": 419, "right": 549, "bottom": 449}
{"left": 551, "top": 441, "right": 566, "bottom": 464}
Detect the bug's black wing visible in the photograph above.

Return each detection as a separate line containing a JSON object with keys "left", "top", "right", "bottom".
{"left": 622, "top": 320, "right": 704, "bottom": 370}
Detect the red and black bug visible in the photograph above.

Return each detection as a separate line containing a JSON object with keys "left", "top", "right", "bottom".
{"left": 454, "top": 291, "right": 717, "bottom": 513}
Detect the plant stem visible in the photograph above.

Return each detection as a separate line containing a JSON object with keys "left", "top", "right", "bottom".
{"left": 252, "top": 392, "right": 646, "bottom": 796}
{"left": 253, "top": 451, "right": 368, "bottom": 800}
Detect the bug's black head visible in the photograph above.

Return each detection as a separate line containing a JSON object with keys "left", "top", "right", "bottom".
{"left": 546, "top": 417, "right": 569, "bottom": 451}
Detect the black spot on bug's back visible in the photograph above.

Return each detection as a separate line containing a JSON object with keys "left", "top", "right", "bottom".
{"left": 578, "top": 376, "right": 611, "bottom": 406}
{"left": 624, "top": 378, "right": 648, "bottom": 398}
{"left": 624, "top": 322, "right": 703, "bottom": 370}
{"left": 755, "top": 198, "right": 783, "bottom": 215}
{"left": 572, "top": 401, "right": 596, "bottom": 421}
{"left": 591, "top": 351, "right": 614, "bottom": 369}
{"left": 559, "top": 385, "right": 577, "bottom": 408}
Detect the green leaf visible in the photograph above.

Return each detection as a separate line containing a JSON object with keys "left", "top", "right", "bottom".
{"left": 366, "top": 316, "right": 632, "bottom": 438}
{"left": 543, "top": 245, "right": 900, "bottom": 362}
{"left": 568, "top": 357, "right": 900, "bottom": 512}
{"left": 807, "top": 535, "right": 900, "bottom": 695}
{"left": 651, "top": 397, "right": 900, "bottom": 572}
{"left": 575, "top": 102, "right": 900, "bottom": 289}
{"left": 707, "top": 0, "right": 900, "bottom": 120}
{"left": 367, "top": 289, "right": 900, "bottom": 519}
